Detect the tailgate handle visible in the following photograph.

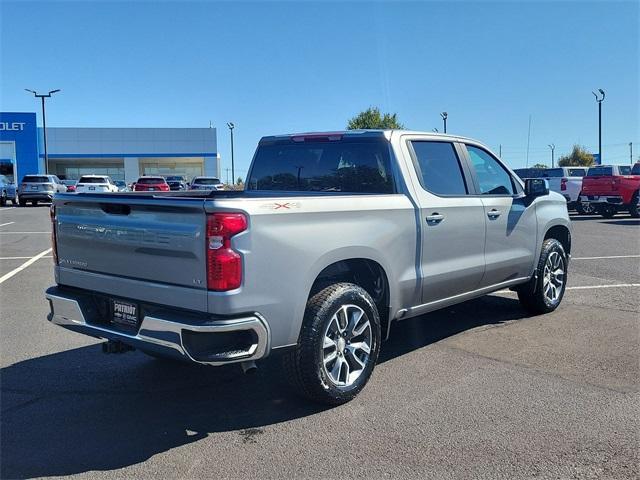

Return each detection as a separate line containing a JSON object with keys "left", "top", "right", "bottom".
{"left": 101, "top": 203, "right": 131, "bottom": 215}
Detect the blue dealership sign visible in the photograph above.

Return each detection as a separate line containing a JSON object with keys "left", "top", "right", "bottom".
{"left": 0, "top": 112, "right": 40, "bottom": 181}
{"left": 592, "top": 153, "right": 601, "bottom": 165}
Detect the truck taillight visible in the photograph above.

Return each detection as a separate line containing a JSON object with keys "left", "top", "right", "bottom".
{"left": 206, "top": 212, "right": 247, "bottom": 291}
{"left": 560, "top": 178, "right": 568, "bottom": 191}
{"left": 50, "top": 204, "right": 58, "bottom": 265}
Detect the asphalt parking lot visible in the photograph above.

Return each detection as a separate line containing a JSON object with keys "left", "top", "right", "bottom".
{"left": 0, "top": 205, "right": 638, "bottom": 479}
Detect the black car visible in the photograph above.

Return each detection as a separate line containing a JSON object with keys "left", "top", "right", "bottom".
{"left": 164, "top": 175, "right": 188, "bottom": 191}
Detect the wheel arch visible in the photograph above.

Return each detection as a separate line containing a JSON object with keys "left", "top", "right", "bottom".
{"left": 544, "top": 224, "right": 571, "bottom": 256}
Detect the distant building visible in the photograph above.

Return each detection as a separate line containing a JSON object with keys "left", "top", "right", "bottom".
{"left": 0, "top": 112, "right": 220, "bottom": 183}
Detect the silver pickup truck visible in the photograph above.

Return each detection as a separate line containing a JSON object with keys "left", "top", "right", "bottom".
{"left": 46, "top": 130, "right": 571, "bottom": 404}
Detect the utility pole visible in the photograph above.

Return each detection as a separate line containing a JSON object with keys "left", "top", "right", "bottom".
{"left": 630, "top": 142, "right": 633, "bottom": 164}
{"left": 25, "top": 89, "right": 60, "bottom": 174}
{"left": 227, "top": 122, "right": 235, "bottom": 184}
{"left": 440, "top": 112, "right": 448, "bottom": 133}
{"left": 526, "top": 115, "right": 532, "bottom": 167}
{"left": 499, "top": 144, "right": 502, "bottom": 158}
{"left": 548, "top": 144, "right": 555, "bottom": 168}
{"left": 592, "top": 89, "right": 605, "bottom": 164}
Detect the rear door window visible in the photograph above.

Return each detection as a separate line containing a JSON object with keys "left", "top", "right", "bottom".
{"left": 410, "top": 141, "right": 467, "bottom": 195}
{"left": 247, "top": 139, "right": 395, "bottom": 193}
{"left": 618, "top": 166, "right": 631, "bottom": 175}
{"left": 466, "top": 145, "right": 516, "bottom": 195}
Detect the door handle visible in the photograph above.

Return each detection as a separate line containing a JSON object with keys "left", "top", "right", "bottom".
{"left": 426, "top": 213, "right": 445, "bottom": 224}
{"left": 487, "top": 209, "right": 501, "bottom": 219}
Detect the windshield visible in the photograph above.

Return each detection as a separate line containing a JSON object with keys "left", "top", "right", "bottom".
{"left": 137, "top": 177, "right": 166, "bottom": 184}
{"left": 193, "top": 178, "right": 220, "bottom": 185}
{"left": 567, "top": 168, "right": 586, "bottom": 177}
{"left": 542, "top": 168, "right": 564, "bottom": 178}
{"left": 114, "top": 180, "right": 126, "bottom": 186}
{"left": 247, "top": 139, "right": 394, "bottom": 193}
{"left": 22, "top": 176, "right": 50, "bottom": 183}
{"left": 78, "top": 176, "right": 109, "bottom": 183}
{"left": 165, "top": 176, "right": 184, "bottom": 181}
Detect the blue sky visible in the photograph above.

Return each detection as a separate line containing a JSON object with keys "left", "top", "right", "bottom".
{"left": 1, "top": 0, "right": 638, "bottom": 179}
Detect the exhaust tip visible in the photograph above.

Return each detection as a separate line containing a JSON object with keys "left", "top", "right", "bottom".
{"left": 240, "top": 360, "right": 257, "bottom": 375}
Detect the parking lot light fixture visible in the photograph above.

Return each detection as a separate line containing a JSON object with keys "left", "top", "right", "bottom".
{"left": 548, "top": 144, "right": 555, "bottom": 168}
{"left": 440, "top": 112, "right": 448, "bottom": 133}
{"left": 227, "top": 122, "right": 235, "bottom": 186}
{"left": 25, "top": 88, "right": 61, "bottom": 175}
{"left": 592, "top": 89, "right": 605, "bottom": 164}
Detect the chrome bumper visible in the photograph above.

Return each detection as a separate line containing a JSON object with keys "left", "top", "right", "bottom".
{"left": 46, "top": 288, "right": 270, "bottom": 366}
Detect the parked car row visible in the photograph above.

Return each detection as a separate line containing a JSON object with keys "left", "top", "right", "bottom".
{"left": 514, "top": 163, "right": 640, "bottom": 218}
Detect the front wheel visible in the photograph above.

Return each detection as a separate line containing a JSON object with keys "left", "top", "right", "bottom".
{"left": 283, "top": 283, "right": 381, "bottom": 405}
{"left": 517, "top": 238, "right": 568, "bottom": 314}
{"left": 628, "top": 192, "right": 639, "bottom": 218}
{"left": 597, "top": 204, "right": 616, "bottom": 218}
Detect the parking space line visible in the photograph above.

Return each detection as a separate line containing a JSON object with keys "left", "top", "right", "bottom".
{"left": 0, "top": 248, "right": 52, "bottom": 285}
{"left": 0, "top": 231, "right": 50, "bottom": 234}
{"left": 573, "top": 255, "right": 640, "bottom": 260}
{"left": 0, "top": 256, "right": 53, "bottom": 260}
{"left": 0, "top": 222, "right": 15, "bottom": 227}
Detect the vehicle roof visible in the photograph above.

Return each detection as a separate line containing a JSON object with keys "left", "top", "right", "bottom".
{"left": 260, "top": 129, "right": 477, "bottom": 144}
{"left": 78, "top": 174, "right": 109, "bottom": 178}
{"left": 192, "top": 176, "right": 220, "bottom": 179}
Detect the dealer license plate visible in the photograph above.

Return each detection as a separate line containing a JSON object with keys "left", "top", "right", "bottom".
{"left": 111, "top": 299, "right": 138, "bottom": 328}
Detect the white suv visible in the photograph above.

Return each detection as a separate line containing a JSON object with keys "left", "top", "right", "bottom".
{"left": 75, "top": 175, "right": 119, "bottom": 193}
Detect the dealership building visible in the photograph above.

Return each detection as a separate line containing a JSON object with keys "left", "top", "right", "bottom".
{"left": 0, "top": 112, "right": 220, "bottom": 184}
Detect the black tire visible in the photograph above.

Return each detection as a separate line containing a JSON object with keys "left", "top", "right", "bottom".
{"left": 517, "top": 238, "right": 568, "bottom": 314}
{"left": 282, "top": 282, "right": 381, "bottom": 405}
{"left": 19, "top": 199, "right": 26, "bottom": 207}
{"left": 628, "top": 192, "right": 639, "bottom": 218}
{"left": 0, "top": 191, "right": 6, "bottom": 207}
{"left": 597, "top": 204, "right": 616, "bottom": 219}
{"left": 576, "top": 201, "right": 594, "bottom": 215}
{"left": 31, "top": 200, "right": 38, "bottom": 207}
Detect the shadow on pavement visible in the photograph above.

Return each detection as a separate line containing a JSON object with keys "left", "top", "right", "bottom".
{"left": 601, "top": 219, "right": 640, "bottom": 226}
{"left": 1, "top": 295, "right": 527, "bottom": 478}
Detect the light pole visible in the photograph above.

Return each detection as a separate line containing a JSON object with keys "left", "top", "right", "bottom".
{"left": 440, "top": 112, "right": 448, "bottom": 133}
{"left": 592, "top": 89, "right": 605, "bottom": 164}
{"left": 630, "top": 142, "right": 633, "bottom": 164}
{"left": 227, "top": 122, "right": 235, "bottom": 185}
{"left": 548, "top": 144, "right": 555, "bottom": 168}
{"left": 25, "top": 89, "right": 60, "bottom": 175}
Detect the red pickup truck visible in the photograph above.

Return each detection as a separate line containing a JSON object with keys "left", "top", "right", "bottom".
{"left": 580, "top": 163, "right": 640, "bottom": 218}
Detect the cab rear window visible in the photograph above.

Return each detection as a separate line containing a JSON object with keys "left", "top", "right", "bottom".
{"left": 587, "top": 167, "right": 612, "bottom": 176}
{"left": 247, "top": 139, "right": 395, "bottom": 193}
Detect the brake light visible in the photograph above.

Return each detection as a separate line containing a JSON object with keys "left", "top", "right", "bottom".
{"left": 560, "top": 178, "right": 568, "bottom": 191}
{"left": 50, "top": 204, "right": 58, "bottom": 265}
{"left": 291, "top": 133, "right": 343, "bottom": 142}
{"left": 206, "top": 213, "right": 247, "bottom": 291}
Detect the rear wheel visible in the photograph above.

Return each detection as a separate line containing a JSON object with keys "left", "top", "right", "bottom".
{"left": 597, "top": 204, "right": 616, "bottom": 218}
{"left": 0, "top": 191, "right": 6, "bottom": 206}
{"left": 576, "top": 201, "right": 594, "bottom": 215}
{"left": 517, "top": 238, "right": 567, "bottom": 314}
{"left": 31, "top": 200, "right": 38, "bottom": 207}
{"left": 283, "top": 283, "right": 381, "bottom": 405}
{"left": 628, "top": 192, "right": 639, "bottom": 218}
{"left": 19, "top": 198, "right": 26, "bottom": 207}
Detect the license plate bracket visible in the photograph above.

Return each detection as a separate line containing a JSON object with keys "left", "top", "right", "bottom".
{"left": 111, "top": 299, "right": 139, "bottom": 328}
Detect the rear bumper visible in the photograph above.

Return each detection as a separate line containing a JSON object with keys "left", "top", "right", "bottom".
{"left": 45, "top": 286, "right": 270, "bottom": 366}
{"left": 19, "top": 192, "right": 54, "bottom": 201}
{"left": 579, "top": 195, "right": 624, "bottom": 205}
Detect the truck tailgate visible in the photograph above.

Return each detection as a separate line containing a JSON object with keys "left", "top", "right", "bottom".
{"left": 54, "top": 193, "right": 208, "bottom": 292}
{"left": 582, "top": 176, "right": 614, "bottom": 195}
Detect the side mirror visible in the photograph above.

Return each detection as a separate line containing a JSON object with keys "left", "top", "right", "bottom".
{"left": 525, "top": 178, "right": 549, "bottom": 198}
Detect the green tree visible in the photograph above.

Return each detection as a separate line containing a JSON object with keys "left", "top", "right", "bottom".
{"left": 532, "top": 163, "right": 548, "bottom": 169}
{"left": 347, "top": 107, "right": 404, "bottom": 130}
{"left": 557, "top": 145, "right": 595, "bottom": 167}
